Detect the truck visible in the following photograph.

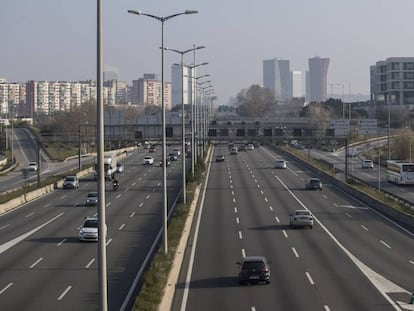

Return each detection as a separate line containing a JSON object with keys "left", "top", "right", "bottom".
{"left": 94, "top": 155, "right": 117, "bottom": 180}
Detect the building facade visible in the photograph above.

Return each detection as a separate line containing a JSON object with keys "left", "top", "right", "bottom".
{"left": 308, "top": 56, "right": 329, "bottom": 103}
{"left": 263, "top": 58, "right": 292, "bottom": 101}
{"left": 292, "top": 71, "right": 305, "bottom": 98}
{"left": 370, "top": 57, "right": 414, "bottom": 109}
{"left": 132, "top": 74, "right": 172, "bottom": 110}
{"left": 171, "top": 64, "right": 192, "bottom": 108}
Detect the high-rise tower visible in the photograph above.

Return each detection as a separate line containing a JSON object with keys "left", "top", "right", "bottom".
{"left": 308, "top": 57, "right": 329, "bottom": 102}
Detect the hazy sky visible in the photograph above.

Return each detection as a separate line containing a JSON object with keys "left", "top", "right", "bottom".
{"left": 2, "top": 0, "right": 414, "bottom": 104}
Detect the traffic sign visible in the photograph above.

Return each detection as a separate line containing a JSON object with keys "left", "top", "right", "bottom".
{"left": 330, "top": 119, "right": 350, "bottom": 136}
{"left": 358, "top": 119, "right": 377, "bottom": 135}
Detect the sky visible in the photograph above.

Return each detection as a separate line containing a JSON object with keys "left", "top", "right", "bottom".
{"left": 2, "top": 0, "right": 414, "bottom": 104}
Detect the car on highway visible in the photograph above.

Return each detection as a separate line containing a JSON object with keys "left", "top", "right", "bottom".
{"left": 85, "top": 192, "right": 98, "bottom": 206}
{"left": 169, "top": 153, "right": 178, "bottom": 161}
{"left": 149, "top": 146, "right": 157, "bottom": 153}
{"left": 78, "top": 217, "right": 106, "bottom": 242}
{"left": 143, "top": 156, "right": 154, "bottom": 165}
{"left": 290, "top": 210, "right": 314, "bottom": 228}
{"left": 63, "top": 175, "right": 79, "bottom": 189}
{"left": 361, "top": 159, "right": 374, "bottom": 169}
{"left": 305, "top": 178, "right": 322, "bottom": 190}
{"left": 238, "top": 145, "right": 246, "bottom": 152}
{"left": 275, "top": 159, "right": 287, "bottom": 169}
{"left": 216, "top": 154, "right": 225, "bottom": 162}
{"left": 116, "top": 162, "right": 124, "bottom": 173}
{"left": 246, "top": 143, "right": 255, "bottom": 150}
{"left": 237, "top": 256, "right": 270, "bottom": 285}
{"left": 230, "top": 147, "right": 238, "bottom": 155}
{"left": 173, "top": 149, "right": 181, "bottom": 156}
{"left": 27, "top": 162, "right": 38, "bottom": 171}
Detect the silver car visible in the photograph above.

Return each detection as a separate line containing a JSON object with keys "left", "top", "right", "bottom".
{"left": 63, "top": 175, "right": 79, "bottom": 189}
{"left": 290, "top": 210, "right": 314, "bottom": 228}
{"left": 85, "top": 192, "right": 98, "bottom": 206}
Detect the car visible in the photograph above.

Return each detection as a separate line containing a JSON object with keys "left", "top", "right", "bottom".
{"left": 238, "top": 145, "right": 246, "bottom": 152}
{"left": 27, "top": 162, "right": 38, "bottom": 171}
{"left": 143, "top": 156, "right": 154, "bottom": 165}
{"left": 305, "top": 178, "right": 322, "bottom": 190}
{"left": 216, "top": 154, "right": 225, "bottom": 162}
{"left": 85, "top": 192, "right": 98, "bottom": 206}
{"left": 290, "top": 209, "right": 314, "bottom": 228}
{"left": 78, "top": 217, "right": 106, "bottom": 242}
{"left": 173, "top": 149, "right": 181, "bottom": 156}
{"left": 237, "top": 256, "right": 270, "bottom": 285}
{"left": 149, "top": 146, "right": 157, "bottom": 153}
{"left": 159, "top": 158, "right": 171, "bottom": 167}
{"left": 63, "top": 175, "right": 79, "bottom": 189}
{"left": 362, "top": 159, "right": 374, "bottom": 169}
{"left": 230, "top": 147, "right": 238, "bottom": 155}
{"left": 116, "top": 162, "right": 124, "bottom": 173}
{"left": 169, "top": 153, "right": 178, "bottom": 161}
{"left": 275, "top": 160, "right": 287, "bottom": 169}
{"left": 246, "top": 143, "right": 255, "bottom": 150}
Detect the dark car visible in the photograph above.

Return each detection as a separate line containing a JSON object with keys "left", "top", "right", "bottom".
{"left": 169, "top": 153, "right": 178, "bottom": 161}
{"left": 305, "top": 178, "right": 322, "bottom": 190}
{"left": 238, "top": 145, "right": 246, "bottom": 151}
{"left": 238, "top": 256, "right": 270, "bottom": 285}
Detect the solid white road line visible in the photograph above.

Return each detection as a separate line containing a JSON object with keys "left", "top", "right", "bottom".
{"left": 0, "top": 213, "right": 64, "bottom": 255}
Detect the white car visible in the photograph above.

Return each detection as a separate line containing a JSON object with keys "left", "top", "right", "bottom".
{"left": 246, "top": 144, "right": 255, "bottom": 150}
{"left": 79, "top": 217, "right": 106, "bottom": 242}
{"left": 290, "top": 210, "right": 314, "bottom": 228}
{"left": 143, "top": 156, "right": 154, "bottom": 165}
{"left": 361, "top": 160, "right": 374, "bottom": 169}
{"left": 275, "top": 160, "right": 287, "bottom": 169}
{"left": 173, "top": 149, "right": 181, "bottom": 156}
{"left": 27, "top": 162, "right": 38, "bottom": 171}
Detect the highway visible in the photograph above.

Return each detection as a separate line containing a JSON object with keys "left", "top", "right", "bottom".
{"left": 0, "top": 147, "right": 185, "bottom": 310}
{"left": 172, "top": 144, "right": 414, "bottom": 311}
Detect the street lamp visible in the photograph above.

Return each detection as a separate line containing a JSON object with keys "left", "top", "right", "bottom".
{"left": 196, "top": 79, "right": 211, "bottom": 157}
{"left": 127, "top": 8, "right": 198, "bottom": 254}
{"left": 185, "top": 63, "right": 208, "bottom": 177}
{"left": 164, "top": 45, "right": 205, "bottom": 204}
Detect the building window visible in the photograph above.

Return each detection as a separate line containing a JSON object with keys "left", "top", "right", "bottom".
{"left": 403, "top": 62, "right": 414, "bottom": 70}
{"left": 404, "top": 82, "right": 414, "bottom": 89}
{"left": 391, "top": 62, "right": 400, "bottom": 70}
{"left": 404, "top": 72, "right": 414, "bottom": 80}
{"left": 391, "top": 82, "right": 400, "bottom": 89}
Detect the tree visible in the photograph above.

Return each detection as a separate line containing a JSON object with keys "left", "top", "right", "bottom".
{"left": 235, "top": 85, "right": 274, "bottom": 117}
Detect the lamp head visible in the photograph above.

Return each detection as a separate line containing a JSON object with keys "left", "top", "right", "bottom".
{"left": 185, "top": 10, "right": 198, "bottom": 14}
{"left": 127, "top": 10, "right": 142, "bottom": 15}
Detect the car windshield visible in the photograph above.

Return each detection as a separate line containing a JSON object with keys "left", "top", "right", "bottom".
{"left": 296, "top": 211, "right": 310, "bottom": 216}
{"left": 87, "top": 193, "right": 97, "bottom": 197}
{"left": 242, "top": 261, "right": 265, "bottom": 270}
{"left": 66, "top": 177, "right": 75, "bottom": 181}
{"left": 83, "top": 220, "right": 98, "bottom": 228}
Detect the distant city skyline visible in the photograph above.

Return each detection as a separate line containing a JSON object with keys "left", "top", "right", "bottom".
{"left": 2, "top": 0, "right": 413, "bottom": 104}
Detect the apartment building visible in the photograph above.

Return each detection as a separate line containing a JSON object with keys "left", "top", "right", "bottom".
{"left": 132, "top": 74, "right": 172, "bottom": 110}
{"left": 370, "top": 57, "right": 414, "bottom": 109}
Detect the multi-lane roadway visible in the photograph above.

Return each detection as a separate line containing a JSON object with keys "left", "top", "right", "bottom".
{"left": 0, "top": 148, "right": 184, "bottom": 310}
{"left": 173, "top": 144, "right": 414, "bottom": 311}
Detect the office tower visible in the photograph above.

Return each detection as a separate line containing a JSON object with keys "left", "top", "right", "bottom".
{"left": 103, "top": 65, "right": 119, "bottom": 82}
{"left": 308, "top": 57, "right": 329, "bottom": 102}
{"left": 371, "top": 57, "right": 414, "bottom": 108}
{"left": 263, "top": 58, "right": 292, "bottom": 101}
{"left": 292, "top": 71, "right": 305, "bottom": 98}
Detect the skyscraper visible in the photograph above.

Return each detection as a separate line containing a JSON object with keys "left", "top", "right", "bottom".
{"left": 308, "top": 57, "right": 329, "bottom": 102}
{"left": 171, "top": 64, "right": 192, "bottom": 108}
{"left": 292, "top": 71, "right": 305, "bottom": 98}
{"left": 263, "top": 58, "right": 292, "bottom": 101}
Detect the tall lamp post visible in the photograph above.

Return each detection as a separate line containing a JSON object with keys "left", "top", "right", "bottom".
{"left": 164, "top": 45, "right": 205, "bottom": 204}
{"left": 194, "top": 77, "right": 211, "bottom": 160}
{"left": 185, "top": 64, "right": 208, "bottom": 177}
{"left": 127, "top": 8, "right": 198, "bottom": 254}
{"left": 197, "top": 80, "right": 212, "bottom": 156}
